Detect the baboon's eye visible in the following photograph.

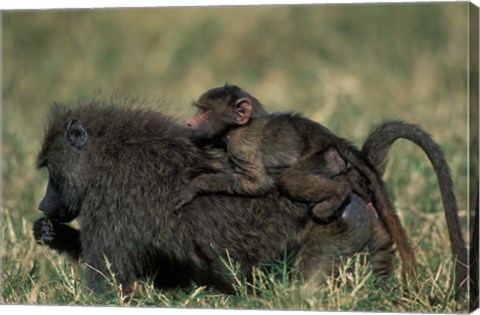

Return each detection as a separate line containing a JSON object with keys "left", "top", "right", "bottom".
{"left": 191, "top": 102, "right": 209, "bottom": 113}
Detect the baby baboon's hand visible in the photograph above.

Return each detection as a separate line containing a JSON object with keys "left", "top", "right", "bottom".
{"left": 174, "top": 187, "right": 197, "bottom": 213}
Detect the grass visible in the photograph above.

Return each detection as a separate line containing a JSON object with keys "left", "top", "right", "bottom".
{"left": 1, "top": 2, "right": 474, "bottom": 312}
{"left": 0, "top": 220, "right": 465, "bottom": 312}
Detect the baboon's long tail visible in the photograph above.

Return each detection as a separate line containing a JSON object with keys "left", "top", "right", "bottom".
{"left": 361, "top": 120, "right": 468, "bottom": 293}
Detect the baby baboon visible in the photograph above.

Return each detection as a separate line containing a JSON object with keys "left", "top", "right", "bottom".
{"left": 179, "top": 85, "right": 352, "bottom": 222}
{"left": 177, "top": 84, "right": 416, "bottom": 281}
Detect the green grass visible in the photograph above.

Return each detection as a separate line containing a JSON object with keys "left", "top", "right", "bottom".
{"left": 1, "top": 3, "right": 473, "bottom": 311}
{"left": 0, "top": 222, "right": 464, "bottom": 312}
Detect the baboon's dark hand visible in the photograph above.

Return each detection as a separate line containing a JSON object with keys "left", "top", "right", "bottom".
{"left": 33, "top": 217, "right": 56, "bottom": 244}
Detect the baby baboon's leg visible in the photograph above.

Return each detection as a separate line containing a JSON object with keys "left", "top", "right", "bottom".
{"left": 278, "top": 148, "right": 351, "bottom": 221}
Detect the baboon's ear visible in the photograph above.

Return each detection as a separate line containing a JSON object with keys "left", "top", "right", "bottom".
{"left": 67, "top": 119, "right": 88, "bottom": 148}
{"left": 234, "top": 98, "right": 252, "bottom": 125}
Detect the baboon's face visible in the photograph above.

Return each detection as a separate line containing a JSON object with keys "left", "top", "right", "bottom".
{"left": 187, "top": 86, "right": 253, "bottom": 138}
{"left": 187, "top": 100, "right": 233, "bottom": 138}
{"left": 38, "top": 176, "right": 79, "bottom": 223}
{"left": 36, "top": 118, "right": 89, "bottom": 223}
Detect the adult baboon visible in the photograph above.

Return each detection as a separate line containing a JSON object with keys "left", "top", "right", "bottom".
{"left": 32, "top": 99, "right": 391, "bottom": 293}
{"left": 33, "top": 98, "right": 466, "bottom": 295}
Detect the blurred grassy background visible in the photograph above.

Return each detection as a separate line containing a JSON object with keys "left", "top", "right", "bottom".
{"left": 1, "top": 3, "right": 473, "bottom": 310}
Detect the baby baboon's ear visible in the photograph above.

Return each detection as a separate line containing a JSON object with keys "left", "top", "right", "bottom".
{"left": 67, "top": 118, "right": 88, "bottom": 148}
{"left": 234, "top": 98, "right": 252, "bottom": 125}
